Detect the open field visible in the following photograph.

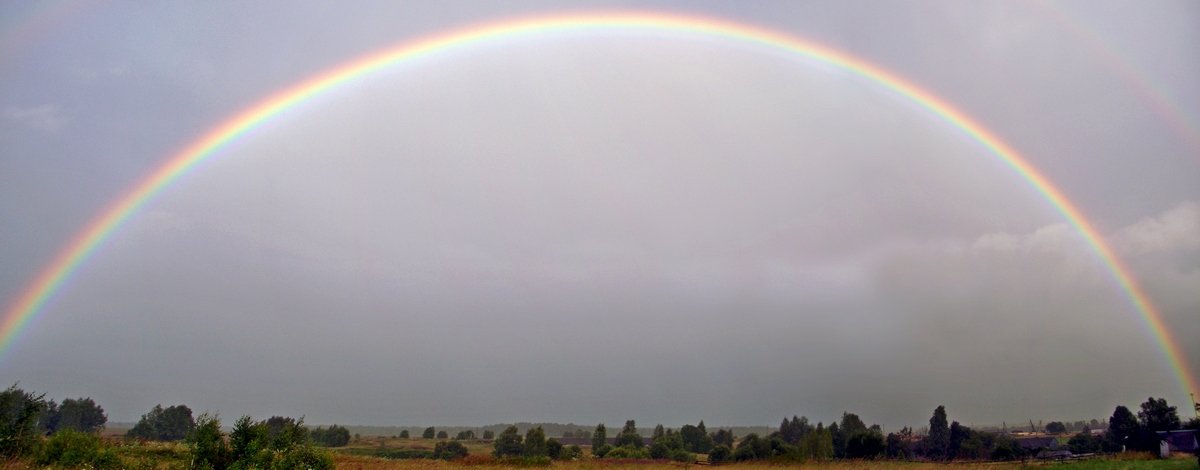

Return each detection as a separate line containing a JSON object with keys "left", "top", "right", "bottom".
{"left": 327, "top": 454, "right": 1200, "bottom": 470}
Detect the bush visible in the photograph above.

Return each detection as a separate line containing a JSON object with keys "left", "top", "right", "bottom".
{"left": 0, "top": 384, "right": 46, "bottom": 458}
{"left": 189, "top": 414, "right": 230, "bottom": 470}
{"left": 563, "top": 445, "right": 583, "bottom": 460}
{"left": 36, "top": 428, "right": 120, "bottom": 469}
{"left": 708, "top": 445, "right": 731, "bottom": 463}
{"left": 592, "top": 443, "right": 613, "bottom": 458}
{"left": 604, "top": 445, "right": 651, "bottom": 459}
{"left": 433, "top": 440, "right": 469, "bottom": 460}
{"left": 670, "top": 449, "right": 696, "bottom": 462}
{"left": 545, "top": 438, "right": 563, "bottom": 459}
{"left": 399, "top": 429, "right": 409, "bottom": 438}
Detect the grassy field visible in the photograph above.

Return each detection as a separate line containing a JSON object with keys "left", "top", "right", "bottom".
{"left": 327, "top": 454, "right": 1199, "bottom": 470}
{"left": 3, "top": 437, "right": 1194, "bottom": 469}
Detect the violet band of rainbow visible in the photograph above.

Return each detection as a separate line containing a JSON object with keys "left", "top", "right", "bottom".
{"left": 2, "top": 12, "right": 1193, "bottom": 398}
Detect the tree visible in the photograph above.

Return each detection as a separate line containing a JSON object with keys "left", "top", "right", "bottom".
{"left": 925, "top": 406, "right": 950, "bottom": 460}
{"left": 455, "top": 429, "right": 475, "bottom": 440}
{"left": 711, "top": 428, "right": 735, "bottom": 448}
{"left": 436, "top": 430, "right": 448, "bottom": 439}
{"left": 492, "top": 425, "right": 523, "bottom": 458}
{"left": 310, "top": 424, "right": 350, "bottom": 447}
{"left": 189, "top": 414, "right": 230, "bottom": 470}
{"left": 47, "top": 397, "right": 107, "bottom": 433}
{"left": 0, "top": 385, "right": 46, "bottom": 458}
{"left": 845, "top": 430, "right": 885, "bottom": 459}
{"left": 422, "top": 427, "right": 435, "bottom": 439}
{"left": 592, "top": 423, "right": 607, "bottom": 450}
{"left": 615, "top": 420, "right": 643, "bottom": 448}
{"left": 1106, "top": 405, "right": 1139, "bottom": 449}
{"left": 709, "top": 445, "right": 732, "bottom": 463}
{"left": 482, "top": 429, "right": 494, "bottom": 439}
{"left": 652, "top": 424, "right": 665, "bottom": 440}
{"left": 680, "top": 423, "right": 713, "bottom": 453}
{"left": 399, "top": 429, "right": 410, "bottom": 439}
{"left": 949, "top": 421, "right": 970, "bottom": 458}
{"left": 127, "top": 404, "right": 195, "bottom": 441}
{"left": 733, "top": 433, "right": 770, "bottom": 461}
{"left": 523, "top": 426, "right": 547, "bottom": 457}
{"left": 1137, "top": 397, "right": 1180, "bottom": 431}
{"left": 545, "top": 438, "right": 563, "bottom": 459}
{"left": 1045, "top": 421, "right": 1067, "bottom": 434}
{"left": 1068, "top": 431, "right": 1102, "bottom": 454}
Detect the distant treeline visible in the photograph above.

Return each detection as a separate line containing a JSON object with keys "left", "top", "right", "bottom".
{"left": 2, "top": 382, "right": 1198, "bottom": 468}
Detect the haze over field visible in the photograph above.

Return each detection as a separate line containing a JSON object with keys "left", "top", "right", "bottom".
{"left": 1, "top": 1, "right": 1197, "bottom": 429}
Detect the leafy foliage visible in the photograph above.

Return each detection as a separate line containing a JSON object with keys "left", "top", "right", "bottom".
{"left": 591, "top": 423, "right": 606, "bottom": 451}
{"left": 189, "top": 414, "right": 332, "bottom": 470}
{"left": 492, "top": 425, "right": 523, "bottom": 458}
{"left": 924, "top": 405, "right": 950, "bottom": 460}
{"left": 127, "top": 404, "right": 195, "bottom": 441}
{"left": 35, "top": 428, "right": 120, "bottom": 469}
{"left": 309, "top": 424, "right": 350, "bottom": 447}
{"left": 45, "top": 397, "right": 107, "bottom": 434}
{"left": 614, "top": 420, "right": 643, "bottom": 448}
{"left": 422, "top": 426, "right": 435, "bottom": 439}
{"left": 0, "top": 384, "right": 46, "bottom": 458}
{"left": 432, "top": 439, "right": 468, "bottom": 460}
{"left": 523, "top": 426, "right": 547, "bottom": 457}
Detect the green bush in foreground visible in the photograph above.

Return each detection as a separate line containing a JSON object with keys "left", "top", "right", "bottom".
{"left": 36, "top": 428, "right": 121, "bottom": 470}
{"left": 0, "top": 384, "right": 46, "bottom": 458}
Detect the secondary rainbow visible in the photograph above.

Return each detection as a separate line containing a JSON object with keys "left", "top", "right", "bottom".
{"left": 2, "top": 11, "right": 1194, "bottom": 398}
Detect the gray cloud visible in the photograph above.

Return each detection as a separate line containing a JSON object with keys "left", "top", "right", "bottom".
{"left": 0, "top": 1, "right": 1196, "bottom": 428}
{"left": 4, "top": 104, "right": 66, "bottom": 131}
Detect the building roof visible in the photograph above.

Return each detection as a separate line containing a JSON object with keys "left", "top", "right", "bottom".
{"left": 1157, "top": 430, "right": 1198, "bottom": 453}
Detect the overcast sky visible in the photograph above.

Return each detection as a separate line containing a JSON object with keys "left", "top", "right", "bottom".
{"left": 1, "top": 1, "right": 1197, "bottom": 429}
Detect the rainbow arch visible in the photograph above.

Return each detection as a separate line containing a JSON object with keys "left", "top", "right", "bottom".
{"left": 2, "top": 11, "right": 1195, "bottom": 398}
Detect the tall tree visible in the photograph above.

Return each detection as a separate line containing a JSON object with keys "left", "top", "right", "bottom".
{"left": 492, "top": 426, "right": 523, "bottom": 458}
{"left": 422, "top": 427, "right": 435, "bottom": 439}
{"left": 1106, "top": 405, "right": 1139, "bottom": 449}
{"left": 926, "top": 406, "right": 950, "bottom": 460}
{"left": 1137, "top": 397, "right": 1180, "bottom": 431}
{"left": 592, "top": 423, "right": 607, "bottom": 450}
{"left": 615, "top": 420, "right": 643, "bottom": 448}
{"left": 523, "top": 426, "right": 547, "bottom": 457}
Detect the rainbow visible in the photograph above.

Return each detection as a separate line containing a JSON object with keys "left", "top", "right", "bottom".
{"left": 2, "top": 11, "right": 1194, "bottom": 398}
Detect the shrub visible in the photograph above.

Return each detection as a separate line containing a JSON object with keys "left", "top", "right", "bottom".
{"left": 434, "top": 440, "right": 469, "bottom": 460}
{"left": 0, "top": 385, "right": 46, "bottom": 458}
{"left": 604, "top": 445, "right": 651, "bottom": 459}
{"left": 35, "top": 428, "right": 120, "bottom": 469}
{"left": 562, "top": 444, "right": 583, "bottom": 460}
{"left": 592, "top": 443, "right": 613, "bottom": 458}
{"left": 545, "top": 438, "right": 563, "bottom": 459}
{"left": 422, "top": 427, "right": 435, "bottom": 439}
{"left": 189, "top": 414, "right": 230, "bottom": 470}
{"left": 708, "top": 444, "right": 731, "bottom": 463}
{"left": 670, "top": 449, "right": 696, "bottom": 463}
